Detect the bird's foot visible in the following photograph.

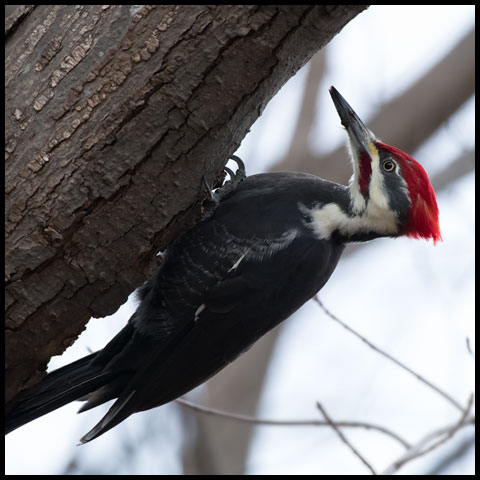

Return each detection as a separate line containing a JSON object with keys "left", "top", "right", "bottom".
{"left": 215, "top": 155, "right": 246, "bottom": 201}
{"left": 201, "top": 155, "right": 246, "bottom": 217}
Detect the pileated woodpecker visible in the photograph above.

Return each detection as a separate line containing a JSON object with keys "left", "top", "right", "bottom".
{"left": 5, "top": 87, "right": 441, "bottom": 443}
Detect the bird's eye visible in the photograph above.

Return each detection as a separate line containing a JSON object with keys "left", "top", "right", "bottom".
{"left": 383, "top": 160, "right": 395, "bottom": 172}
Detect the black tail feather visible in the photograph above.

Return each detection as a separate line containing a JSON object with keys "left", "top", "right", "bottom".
{"left": 5, "top": 352, "right": 112, "bottom": 435}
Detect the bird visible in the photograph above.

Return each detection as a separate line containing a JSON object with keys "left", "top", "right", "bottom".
{"left": 5, "top": 86, "right": 441, "bottom": 443}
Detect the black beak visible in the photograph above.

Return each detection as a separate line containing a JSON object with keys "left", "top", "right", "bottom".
{"left": 329, "top": 86, "right": 376, "bottom": 156}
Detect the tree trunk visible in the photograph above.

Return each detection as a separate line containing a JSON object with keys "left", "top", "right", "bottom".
{"left": 5, "top": 4, "right": 368, "bottom": 405}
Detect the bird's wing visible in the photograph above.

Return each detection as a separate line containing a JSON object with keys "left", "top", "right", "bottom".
{"left": 80, "top": 229, "right": 342, "bottom": 443}
{"left": 80, "top": 175, "right": 348, "bottom": 442}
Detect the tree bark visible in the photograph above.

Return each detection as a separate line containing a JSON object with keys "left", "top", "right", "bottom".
{"left": 5, "top": 4, "right": 368, "bottom": 405}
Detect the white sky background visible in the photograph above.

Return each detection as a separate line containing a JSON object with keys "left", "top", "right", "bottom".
{"left": 5, "top": 5, "right": 475, "bottom": 475}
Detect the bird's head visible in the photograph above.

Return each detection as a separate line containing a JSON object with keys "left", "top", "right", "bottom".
{"left": 329, "top": 86, "right": 441, "bottom": 244}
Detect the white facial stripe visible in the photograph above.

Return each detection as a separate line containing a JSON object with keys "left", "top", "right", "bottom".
{"left": 347, "top": 140, "right": 381, "bottom": 213}
{"left": 307, "top": 203, "right": 352, "bottom": 239}
{"left": 367, "top": 146, "right": 392, "bottom": 212}
{"left": 305, "top": 201, "right": 399, "bottom": 240}
{"left": 348, "top": 173, "right": 366, "bottom": 213}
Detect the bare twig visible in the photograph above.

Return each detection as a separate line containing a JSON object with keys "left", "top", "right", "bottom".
{"left": 313, "top": 296, "right": 465, "bottom": 413}
{"left": 175, "top": 397, "right": 410, "bottom": 448}
{"left": 316, "top": 401, "right": 377, "bottom": 475}
{"left": 381, "top": 394, "right": 475, "bottom": 475}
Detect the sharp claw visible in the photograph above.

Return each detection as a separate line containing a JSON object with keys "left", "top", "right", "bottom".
{"left": 229, "top": 155, "right": 246, "bottom": 176}
{"left": 223, "top": 166, "right": 235, "bottom": 179}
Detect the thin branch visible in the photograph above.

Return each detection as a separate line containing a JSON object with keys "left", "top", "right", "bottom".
{"left": 175, "top": 397, "right": 410, "bottom": 448}
{"left": 316, "top": 401, "right": 377, "bottom": 475}
{"left": 381, "top": 394, "right": 475, "bottom": 475}
{"left": 313, "top": 296, "right": 465, "bottom": 413}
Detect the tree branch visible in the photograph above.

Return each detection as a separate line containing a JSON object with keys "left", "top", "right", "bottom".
{"left": 313, "top": 296, "right": 465, "bottom": 413}
{"left": 316, "top": 401, "right": 377, "bottom": 475}
{"left": 175, "top": 397, "right": 410, "bottom": 448}
{"left": 381, "top": 394, "right": 475, "bottom": 475}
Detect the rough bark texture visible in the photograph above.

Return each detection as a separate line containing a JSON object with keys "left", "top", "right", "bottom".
{"left": 5, "top": 4, "right": 368, "bottom": 404}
